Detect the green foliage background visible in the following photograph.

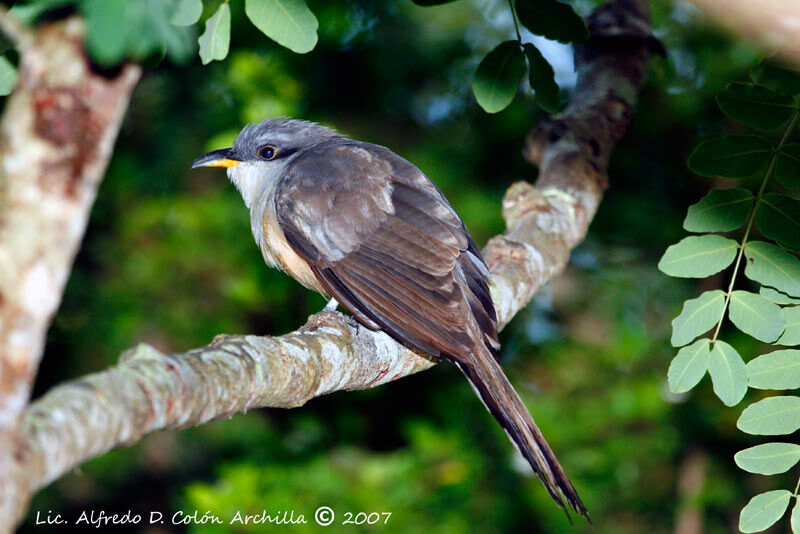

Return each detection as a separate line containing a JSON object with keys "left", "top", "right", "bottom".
{"left": 12, "top": 0, "right": 787, "bottom": 532}
{"left": 657, "top": 62, "right": 800, "bottom": 532}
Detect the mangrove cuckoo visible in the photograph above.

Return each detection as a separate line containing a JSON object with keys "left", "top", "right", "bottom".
{"left": 192, "top": 118, "right": 586, "bottom": 518}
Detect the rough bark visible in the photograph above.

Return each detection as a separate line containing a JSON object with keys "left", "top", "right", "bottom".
{"left": 0, "top": 15, "right": 141, "bottom": 529}
{"left": 3, "top": 0, "right": 655, "bottom": 528}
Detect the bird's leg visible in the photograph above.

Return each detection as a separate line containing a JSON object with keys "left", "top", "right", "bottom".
{"left": 320, "top": 297, "right": 359, "bottom": 328}
{"left": 322, "top": 297, "right": 339, "bottom": 313}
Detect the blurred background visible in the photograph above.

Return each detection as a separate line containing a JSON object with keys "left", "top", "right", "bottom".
{"left": 16, "top": 0, "right": 790, "bottom": 532}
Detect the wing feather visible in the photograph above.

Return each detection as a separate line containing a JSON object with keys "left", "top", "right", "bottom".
{"left": 275, "top": 140, "right": 497, "bottom": 357}
{"left": 355, "top": 245, "right": 454, "bottom": 293}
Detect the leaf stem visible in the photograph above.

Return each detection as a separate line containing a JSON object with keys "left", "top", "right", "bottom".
{"left": 508, "top": 0, "right": 522, "bottom": 43}
{"left": 794, "top": 470, "right": 800, "bottom": 497}
{"left": 709, "top": 111, "right": 800, "bottom": 347}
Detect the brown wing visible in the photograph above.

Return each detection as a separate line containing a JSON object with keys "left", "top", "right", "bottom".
{"left": 274, "top": 139, "right": 587, "bottom": 518}
{"left": 274, "top": 140, "right": 498, "bottom": 359}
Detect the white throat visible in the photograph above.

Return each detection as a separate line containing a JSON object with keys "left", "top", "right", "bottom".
{"left": 227, "top": 160, "right": 286, "bottom": 209}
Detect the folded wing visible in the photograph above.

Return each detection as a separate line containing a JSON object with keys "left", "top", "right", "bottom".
{"left": 274, "top": 140, "right": 498, "bottom": 357}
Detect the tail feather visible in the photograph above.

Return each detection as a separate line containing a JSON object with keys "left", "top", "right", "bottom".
{"left": 453, "top": 351, "right": 588, "bottom": 521}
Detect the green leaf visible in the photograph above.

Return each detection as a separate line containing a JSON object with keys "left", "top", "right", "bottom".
{"left": 708, "top": 340, "right": 747, "bottom": 406}
{"left": 744, "top": 241, "right": 800, "bottom": 297}
{"left": 761, "top": 286, "right": 800, "bottom": 305}
{"left": 171, "top": 0, "right": 203, "bottom": 26}
{"left": 776, "top": 144, "right": 800, "bottom": 190}
{"left": 146, "top": 0, "right": 195, "bottom": 65}
{"left": 739, "top": 490, "right": 792, "bottom": 533}
{"left": 244, "top": 0, "right": 318, "bottom": 54}
{"left": 198, "top": 2, "right": 230, "bottom": 65}
{"left": 670, "top": 290, "right": 725, "bottom": 347}
{"left": 523, "top": 43, "right": 559, "bottom": 113}
{"left": 735, "top": 442, "right": 800, "bottom": 475}
{"left": 779, "top": 306, "right": 800, "bottom": 346}
{"left": 729, "top": 290, "right": 785, "bottom": 343}
{"left": 118, "top": 0, "right": 166, "bottom": 62}
{"left": 0, "top": 56, "right": 18, "bottom": 96}
{"left": 683, "top": 188, "right": 753, "bottom": 232}
{"left": 738, "top": 396, "right": 800, "bottom": 435}
{"left": 658, "top": 235, "right": 738, "bottom": 278}
{"left": 716, "top": 82, "right": 795, "bottom": 131}
{"left": 10, "top": 0, "right": 72, "bottom": 24}
{"left": 756, "top": 193, "right": 800, "bottom": 252}
{"left": 688, "top": 135, "right": 773, "bottom": 178}
{"left": 668, "top": 338, "right": 710, "bottom": 392}
{"left": 792, "top": 501, "right": 800, "bottom": 534}
{"left": 747, "top": 349, "right": 800, "bottom": 389}
{"left": 82, "top": 0, "right": 129, "bottom": 66}
{"left": 472, "top": 41, "right": 526, "bottom": 114}
{"left": 751, "top": 59, "right": 800, "bottom": 96}
{"left": 514, "top": 0, "right": 589, "bottom": 44}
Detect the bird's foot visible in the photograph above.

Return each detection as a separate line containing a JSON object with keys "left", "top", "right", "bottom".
{"left": 341, "top": 313, "right": 360, "bottom": 329}
{"left": 316, "top": 298, "right": 359, "bottom": 330}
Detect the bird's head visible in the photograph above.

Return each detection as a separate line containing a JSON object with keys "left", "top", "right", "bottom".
{"left": 191, "top": 117, "right": 340, "bottom": 207}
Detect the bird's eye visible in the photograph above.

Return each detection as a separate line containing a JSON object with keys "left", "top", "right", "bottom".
{"left": 257, "top": 144, "right": 278, "bottom": 160}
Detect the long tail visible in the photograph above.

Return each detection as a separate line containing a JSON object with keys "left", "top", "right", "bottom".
{"left": 453, "top": 348, "right": 588, "bottom": 521}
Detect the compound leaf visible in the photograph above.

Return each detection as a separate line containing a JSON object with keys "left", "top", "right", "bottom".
{"left": 735, "top": 442, "right": 800, "bottom": 475}
{"left": 708, "top": 340, "right": 747, "bottom": 406}
{"left": 739, "top": 490, "right": 792, "bottom": 533}
{"left": 747, "top": 349, "right": 800, "bottom": 389}
{"left": 779, "top": 306, "right": 800, "bottom": 346}
{"left": 744, "top": 241, "right": 800, "bottom": 297}
{"left": 761, "top": 286, "right": 800, "bottom": 305}
{"left": 668, "top": 338, "right": 711, "bottom": 392}
{"left": 751, "top": 59, "right": 800, "bottom": 96}
{"left": 688, "top": 135, "right": 772, "bottom": 178}
{"left": 683, "top": 188, "right": 753, "bottom": 232}
{"left": 670, "top": 290, "right": 725, "bottom": 347}
{"left": 756, "top": 193, "right": 800, "bottom": 252}
{"left": 716, "top": 82, "right": 794, "bottom": 131}
{"left": 729, "top": 290, "right": 785, "bottom": 343}
{"left": 658, "top": 235, "right": 738, "bottom": 278}
{"left": 776, "top": 144, "right": 800, "bottom": 190}
{"left": 738, "top": 396, "right": 800, "bottom": 435}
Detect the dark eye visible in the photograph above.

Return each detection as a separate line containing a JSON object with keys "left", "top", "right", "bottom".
{"left": 257, "top": 144, "right": 278, "bottom": 160}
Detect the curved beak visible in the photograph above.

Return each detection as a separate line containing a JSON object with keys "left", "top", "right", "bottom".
{"left": 191, "top": 148, "right": 242, "bottom": 169}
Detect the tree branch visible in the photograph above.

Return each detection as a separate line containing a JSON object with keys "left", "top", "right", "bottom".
{"left": 687, "top": 0, "right": 800, "bottom": 66}
{"left": 4, "top": 0, "right": 656, "bottom": 528}
{"left": 0, "top": 17, "right": 141, "bottom": 529}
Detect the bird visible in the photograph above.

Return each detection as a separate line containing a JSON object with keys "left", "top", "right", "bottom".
{"left": 192, "top": 117, "right": 587, "bottom": 519}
